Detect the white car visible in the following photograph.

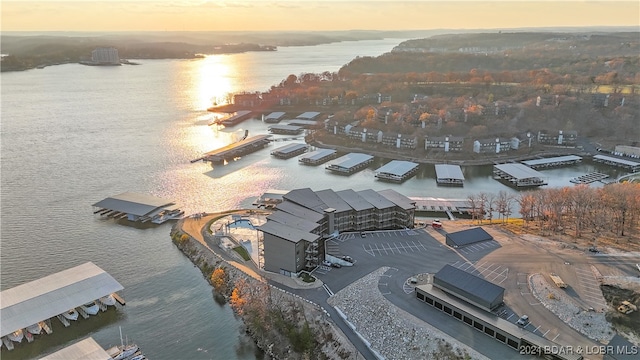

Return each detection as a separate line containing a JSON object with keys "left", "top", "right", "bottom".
{"left": 516, "top": 315, "right": 529, "bottom": 326}
{"left": 322, "top": 260, "right": 332, "bottom": 267}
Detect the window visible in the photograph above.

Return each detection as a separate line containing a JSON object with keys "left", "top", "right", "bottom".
{"left": 473, "top": 321, "right": 483, "bottom": 331}
{"left": 453, "top": 311, "right": 462, "bottom": 320}
{"left": 496, "top": 333, "right": 506, "bottom": 343}
{"left": 463, "top": 316, "right": 473, "bottom": 326}
{"left": 484, "top": 327, "right": 494, "bottom": 337}
{"left": 426, "top": 297, "right": 433, "bottom": 305}
{"left": 443, "top": 306, "right": 452, "bottom": 315}
{"left": 417, "top": 292, "right": 425, "bottom": 301}
{"left": 435, "top": 301, "right": 443, "bottom": 310}
{"left": 507, "top": 339, "right": 519, "bottom": 349}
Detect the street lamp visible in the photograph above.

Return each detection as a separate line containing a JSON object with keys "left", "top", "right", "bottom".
{"left": 527, "top": 132, "right": 532, "bottom": 148}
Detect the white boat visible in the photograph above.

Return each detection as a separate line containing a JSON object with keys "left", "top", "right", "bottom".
{"left": 26, "top": 322, "right": 42, "bottom": 335}
{"left": 129, "top": 355, "right": 146, "bottom": 360}
{"left": 80, "top": 301, "right": 100, "bottom": 315}
{"left": 113, "top": 344, "right": 139, "bottom": 360}
{"left": 63, "top": 308, "right": 79, "bottom": 321}
{"left": 7, "top": 329, "right": 24, "bottom": 343}
{"left": 100, "top": 294, "right": 117, "bottom": 306}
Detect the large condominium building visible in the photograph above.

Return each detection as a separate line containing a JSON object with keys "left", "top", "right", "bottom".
{"left": 258, "top": 188, "right": 415, "bottom": 276}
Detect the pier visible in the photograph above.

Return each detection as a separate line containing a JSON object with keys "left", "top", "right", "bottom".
{"left": 592, "top": 154, "right": 640, "bottom": 172}
{"left": 263, "top": 111, "right": 286, "bottom": 123}
{"left": 493, "top": 163, "right": 548, "bottom": 187}
{"left": 287, "top": 119, "right": 320, "bottom": 128}
{"left": 92, "top": 192, "right": 183, "bottom": 224}
{"left": 210, "top": 110, "right": 253, "bottom": 127}
{"left": 270, "top": 143, "right": 308, "bottom": 159}
{"left": 299, "top": 148, "right": 337, "bottom": 166}
{"left": 374, "top": 160, "right": 419, "bottom": 182}
{"left": 435, "top": 164, "right": 465, "bottom": 186}
{"left": 570, "top": 172, "right": 609, "bottom": 184}
{"left": 326, "top": 153, "right": 374, "bottom": 175}
{"left": 521, "top": 155, "right": 582, "bottom": 169}
{"left": 411, "top": 197, "right": 473, "bottom": 218}
{"left": 268, "top": 124, "right": 304, "bottom": 135}
{"left": 199, "top": 134, "right": 272, "bottom": 163}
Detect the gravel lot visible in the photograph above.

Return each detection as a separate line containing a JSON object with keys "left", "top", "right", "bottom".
{"left": 327, "top": 267, "right": 489, "bottom": 360}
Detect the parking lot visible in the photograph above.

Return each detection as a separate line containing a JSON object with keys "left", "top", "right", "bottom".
{"left": 449, "top": 260, "right": 509, "bottom": 285}
{"left": 456, "top": 240, "right": 501, "bottom": 255}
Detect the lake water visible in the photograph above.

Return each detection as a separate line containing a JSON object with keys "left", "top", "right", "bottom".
{"left": 0, "top": 37, "right": 628, "bottom": 360}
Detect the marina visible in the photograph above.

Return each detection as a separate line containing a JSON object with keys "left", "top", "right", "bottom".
{"left": 294, "top": 111, "right": 321, "bottom": 120}
{"left": 374, "top": 160, "right": 419, "bottom": 182}
{"left": 92, "top": 192, "right": 184, "bottom": 224}
{"left": 493, "top": 163, "right": 548, "bottom": 187}
{"left": 410, "top": 197, "right": 473, "bottom": 220}
{"left": 197, "top": 134, "right": 272, "bottom": 163}
{"left": 592, "top": 154, "right": 640, "bottom": 172}
{"left": 298, "top": 148, "right": 338, "bottom": 166}
{"left": 435, "top": 164, "right": 465, "bottom": 186}
{"left": 286, "top": 119, "right": 320, "bottom": 128}
{"left": 520, "top": 155, "right": 583, "bottom": 169}
{"left": 211, "top": 110, "right": 253, "bottom": 127}
{"left": 326, "top": 153, "right": 374, "bottom": 175}
{"left": 0, "top": 263, "right": 124, "bottom": 351}
{"left": 270, "top": 143, "right": 308, "bottom": 159}
{"left": 570, "top": 172, "right": 610, "bottom": 184}
{"left": 268, "top": 124, "right": 304, "bottom": 135}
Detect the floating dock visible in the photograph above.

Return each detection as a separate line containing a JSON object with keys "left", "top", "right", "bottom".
{"left": 200, "top": 135, "right": 272, "bottom": 163}
{"left": 493, "top": 163, "right": 548, "bottom": 187}
{"left": 570, "top": 172, "right": 610, "bottom": 184}
{"left": 411, "top": 197, "right": 472, "bottom": 219}
{"left": 521, "top": 155, "right": 582, "bottom": 169}
{"left": 270, "top": 143, "right": 308, "bottom": 159}
{"left": 326, "top": 153, "right": 374, "bottom": 175}
{"left": 299, "top": 148, "right": 337, "bottom": 166}
{"left": 211, "top": 110, "right": 253, "bottom": 127}
{"left": 287, "top": 119, "right": 320, "bottom": 128}
{"left": 374, "top": 160, "right": 419, "bottom": 182}
{"left": 263, "top": 111, "right": 286, "bottom": 123}
{"left": 92, "top": 192, "right": 184, "bottom": 224}
{"left": 435, "top": 164, "right": 465, "bottom": 186}
{"left": 268, "top": 124, "right": 304, "bottom": 135}
{"left": 592, "top": 154, "right": 640, "bottom": 172}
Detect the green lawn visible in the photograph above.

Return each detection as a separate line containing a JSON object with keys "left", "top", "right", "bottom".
{"left": 233, "top": 246, "right": 251, "bottom": 261}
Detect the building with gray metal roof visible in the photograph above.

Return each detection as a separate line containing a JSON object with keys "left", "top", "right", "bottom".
{"left": 270, "top": 143, "right": 307, "bottom": 159}
{"left": 283, "top": 188, "right": 327, "bottom": 213}
{"left": 266, "top": 211, "right": 322, "bottom": 234}
{"left": 593, "top": 154, "right": 640, "bottom": 172}
{"left": 435, "top": 164, "right": 465, "bottom": 185}
{"left": 1, "top": 262, "right": 123, "bottom": 339}
{"left": 326, "top": 153, "right": 374, "bottom": 175}
{"left": 374, "top": 160, "right": 419, "bottom": 182}
{"left": 433, "top": 264, "right": 504, "bottom": 312}
{"left": 315, "top": 189, "right": 352, "bottom": 213}
{"left": 357, "top": 189, "right": 395, "bottom": 210}
{"left": 521, "top": 155, "right": 582, "bottom": 169}
{"left": 378, "top": 189, "right": 416, "bottom": 210}
{"left": 275, "top": 200, "right": 325, "bottom": 223}
{"left": 298, "top": 149, "right": 337, "bottom": 166}
{"left": 39, "top": 337, "right": 113, "bottom": 360}
{"left": 445, "top": 227, "right": 494, "bottom": 248}
{"left": 335, "top": 189, "right": 374, "bottom": 212}
{"left": 493, "top": 163, "right": 547, "bottom": 187}
{"left": 258, "top": 221, "right": 319, "bottom": 244}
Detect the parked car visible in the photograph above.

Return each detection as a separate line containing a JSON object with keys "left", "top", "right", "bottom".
{"left": 331, "top": 262, "right": 341, "bottom": 268}
{"left": 431, "top": 219, "right": 443, "bottom": 229}
{"left": 341, "top": 255, "right": 354, "bottom": 263}
{"left": 360, "top": 232, "right": 366, "bottom": 238}
{"left": 322, "top": 260, "right": 332, "bottom": 267}
{"left": 588, "top": 246, "right": 600, "bottom": 253}
{"left": 516, "top": 315, "right": 529, "bottom": 326}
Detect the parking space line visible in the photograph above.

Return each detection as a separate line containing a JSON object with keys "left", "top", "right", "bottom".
{"left": 542, "top": 329, "right": 549, "bottom": 337}
{"left": 552, "top": 334, "right": 560, "bottom": 341}
{"left": 507, "top": 314, "right": 514, "bottom": 320}
{"left": 534, "top": 325, "right": 541, "bottom": 332}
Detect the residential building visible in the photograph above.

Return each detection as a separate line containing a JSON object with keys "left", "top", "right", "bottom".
{"left": 425, "top": 135, "right": 464, "bottom": 152}
{"left": 473, "top": 138, "right": 513, "bottom": 153}
{"left": 537, "top": 130, "right": 577, "bottom": 146}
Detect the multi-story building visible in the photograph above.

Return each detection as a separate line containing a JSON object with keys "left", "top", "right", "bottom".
{"left": 379, "top": 132, "right": 418, "bottom": 149}
{"left": 537, "top": 130, "right": 577, "bottom": 146}
{"left": 258, "top": 188, "right": 415, "bottom": 276}
{"left": 473, "top": 137, "right": 513, "bottom": 153}
{"left": 425, "top": 135, "right": 465, "bottom": 152}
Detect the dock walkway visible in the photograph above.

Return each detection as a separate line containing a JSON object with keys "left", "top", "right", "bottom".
{"left": 570, "top": 172, "right": 609, "bottom": 184}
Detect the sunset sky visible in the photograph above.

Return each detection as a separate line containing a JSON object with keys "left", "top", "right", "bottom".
{"left": 2, "top": 1, "right": 639, "bottom": 32}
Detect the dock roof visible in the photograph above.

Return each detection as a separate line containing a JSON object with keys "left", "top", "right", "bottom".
{"left": 328, "top": 153, "right": 374, "bottom": 170}
{"left": 378, "top": 189, "right": 416, "bottom": 210}
{"left": 374, "top": 160, "right": 419, "bottom": 177}
{"left": 202, "top": 135, "right": 272, "bottom": 158}
{"left": 521, "top": 155, "right": 582, "bottom": 167}
{"left": 271, "top": 143, "right": 307, "bottom": 154}
{"left": 287, "top": 119, "right": 319, "bottom": 126}
{"left": 493, "top": 163, "right": 545, "bottom": 180}
{"left": 39, "top": 337, "right": 112, "bottom": 360}
{"left": 268, "top": 124, "right": 303, "bottom": 132}
{"left": 296, "top": 111, "right": 321, "bottom": 120}
{"left": 264, "top": 111, "right": 286, "bottom": 120}
{"left": 435, "top": 164, "right": 465, "bottom": 180}
{"left": 593, "top": 154, "right": 640, "bottom": 167}
{"left": 92, "top": 192, "right": 175, "bottom": 217}
{"left": 299, "top": 149, "right": 336, "bottom": 161}
{"left": 335, "top": 189, "right": 374, "bottom": 212}
{"left": 257, "top": 221, "right": 319, "bottom": 243}
{"left": 1, "top": 262, "right": 123, "bottom": 337}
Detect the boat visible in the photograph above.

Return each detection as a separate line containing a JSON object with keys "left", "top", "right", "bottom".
{"left": 100, "top": 294, "right": 117, "bottom": 306}
{"left": 112, "top": 344, "right": 139, "bottom": 360}
{"left": 129, "top": 355, "right": 146, "bottom": 360}
{"left": 7, "top": 329, "right": 24, "bottom": 343}
{"left": 80, "top": 301, "right": 100, "bottom": 315}
{"left": 26, "top": 322, "right": 43, "bottom": 335}
{"left": 63, "top": 308, "right": 79, "bottom": 321}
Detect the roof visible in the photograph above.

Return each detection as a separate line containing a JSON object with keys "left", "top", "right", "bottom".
{"left": 299, "top": 149, "right": 337, "bottom": 161}
{"left": 287, "top": 119, "right": 319, "bottom": 126}
{"left": 283, "top": 188, "right": 327, "bottom": 212}
{"left": 39, "top": 337, "right": 112, "bottom": 360}
{"left": 493, "top": 163, "right": 545, "bottom": 180}
{"left": 1, "top": 262, "right": 123, "bottom": 337}
{"left": 315, "top": 189, "right": 352, "bottom": 213}
{"left": 275, "top": 200, "right": 325, "bottom": 223}
{"left": 268, "top": 124, "right": 303, "bottom": 131}
{"left": 328, "top": 153, "right": 374, "bottom": 170}
{"left": 374, "top": 160, "right": 419, "bottom": 177}
{"left": 264, "top": 111, "right": 286, "bottom": 120}
{"left": 92, "top": 192, "right": 175, "bottom": 216}
{"left": 378, "top": 189, "right": 416, "bottom": 210}
{"left": 433, "top": 264, "right": 504, "bottom": 307}
{"left": 446, "top": 227, "right": 493, "bottom": 247}
{"left": 271, "top": 143, "right": 307, "bottom": 154}
{"left": 593, "top": 154, "right": 640, "bottom": 166}
{"left": 335, "top": 189, "right": 374, "bottom": 212}
{"left": 521, "top": 155, "right": 582, "bottom": 167}
{"left": 257, "top": 221, "right": 319, "bottom": 243}
{"left": 202, "top": 135, "right": 272, "bottom": 157}
{"left": 357, "top": 189, "right": 395, "bottom": 210}
{"left": 296, "top": 111, "right": 321, "bottom": 119}
{"left": 266, "top": 211, "right": 321, "bottom": 233}
{"left": 426, "top": 135, "right": 464, "bottom": 142}
{"left": 435, "top": 164, "right": 465, "bottom": 180}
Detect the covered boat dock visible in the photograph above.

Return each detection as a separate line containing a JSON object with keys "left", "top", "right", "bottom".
{"left": 435, "top": 164, "right": 465, "bottom": 186}
{"left": 326, "top": 153, "right": 374, "bottom": 175}
{"left": 287, "top": 119, "right": 320, "bottom": 128}
{"left": 410, "top": 197, "right": 472, "bottom": 219}
{"left": 211, "top": 110, "right": 253, "bottom": 127}
{"left": 263, "top": 111, "right": 286, "bottom": 123}
{"left": 493, "top": 163, "right": 548, "bottom": 187}
{"left": 92, "top": 192, "right": 183, "bottom": 224}
{"left": 200, "top": 135, "right": 272, "bottom": 163}
{"left": 521, "top": 155, "right": 582, "bottom": 169}
{"left": 374, "top": 160, "right": 419, "bottom": 182}
{"left": 299, "top": 148, "right": 337, "bottom": 166}
{"left": 270, "top": 143, "right": 308, "bottom": 159}
{"left": 39, "top": 337, "right": 113, "bottom": 360}
{"left": 1, "top": 262, "right": 124, "bottom": 348}
{"left": 592, "top": 154, "right": 640, "bottom": 172}
{"left": 268, "top": 124, "right": 304, "bottom": 135}
{"left": 295, "top": 111, "right": 321, "bottom": 120}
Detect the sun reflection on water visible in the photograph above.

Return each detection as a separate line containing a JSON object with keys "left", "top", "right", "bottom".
{"left": 196, "top": 55, "right": 233, "bottom": 111}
